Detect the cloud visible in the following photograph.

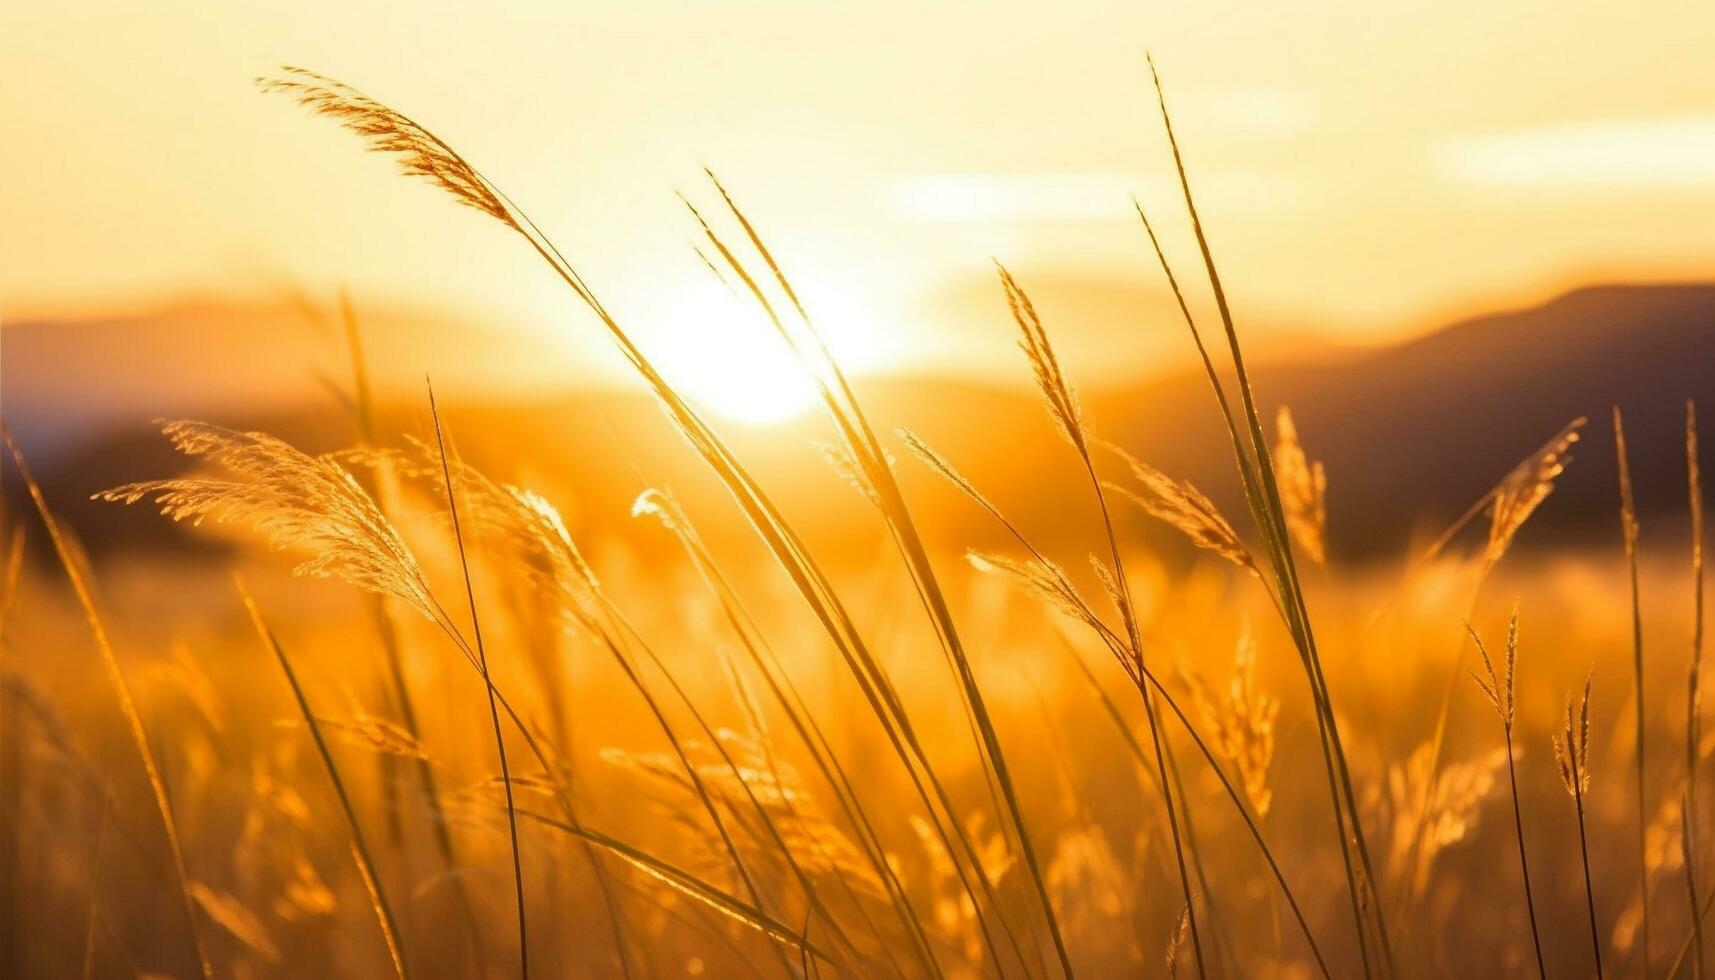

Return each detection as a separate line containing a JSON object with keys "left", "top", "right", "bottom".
{"left": 885, "top": 172, "right": 1294, "bottom": 223}
{"left": 1439, "top": 116, "right": 1715, "bottom": 190}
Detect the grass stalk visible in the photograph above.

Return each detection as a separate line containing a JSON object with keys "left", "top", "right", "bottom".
{"left": 427, "top": 388, "right": 529, "bottom": 979}
{"left": 0, "top": 420, "right": 215, "bottom": 980}
{"left": 910, "top": 428, "right": 1330, "bottom": 976}
{"left": 1688, "top": 399, "right": 1708, "bottom": 980}
{"left": 1614, "top": 406, "right": 1653, "bottom": 969}
{"left": 1134, "top": 189, "right": 1375, "bottom": 979}
{"left": 1576, "top": 776, "right": 1606, "bottom": 980}
{"left": 692, "top": 186, "right": 1068, "bottom": 975}
{"left": 598, "top": 603, "right": 875, "bottom": 972}
{"left": 1503, "top": 726, "right": 1547, "bottom": 979}
{"left": 639, "top": 491, "right": 943, "bottom": 975}
{"left": 1058, "top": 635, "right": 1332, "bottom": 978}
{"left": 520, "top": 810, "right": 838, "bottom": 968}
{"left": 239, "top": 581, "right": 408, "bottom": 980}
{"left": 1467, "top": 615, "right": 1546, "bottom": 979}
{"left": 980, "top": 260, "right": 1207, "bottom": 976}
{"left": 1558, "top": 671, "right": 1604, "bottom": 979}
{"left": 339, "top": 292, "right": 492, "bottom": 963}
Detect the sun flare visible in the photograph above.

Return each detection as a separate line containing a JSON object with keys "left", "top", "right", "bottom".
{"left": 652, "top": 283, "right": 820, "bottom": 425}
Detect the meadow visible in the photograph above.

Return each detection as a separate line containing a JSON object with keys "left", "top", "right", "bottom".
{"left": 1, "top": 64, "right": 1710, "bottom": 980}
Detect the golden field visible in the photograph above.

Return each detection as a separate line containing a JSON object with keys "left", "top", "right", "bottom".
{"left": 3, "top": 50, "right": 1714, "bottom": 980}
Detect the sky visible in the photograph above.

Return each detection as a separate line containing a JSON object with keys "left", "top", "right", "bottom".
{"left": 4, "top": 0, "right": 1714, "bottom": 400}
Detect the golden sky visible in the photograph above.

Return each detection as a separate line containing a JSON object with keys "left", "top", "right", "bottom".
{"left": 4, "top": 0, "right": 1714, "bottom": 396}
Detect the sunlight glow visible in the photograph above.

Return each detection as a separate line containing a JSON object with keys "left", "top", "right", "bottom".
{"left": 652, "top": 283, "right": 820, "bottom": 426}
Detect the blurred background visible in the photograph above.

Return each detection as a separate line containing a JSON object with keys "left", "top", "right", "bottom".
{"left": 7, "top": 5, "right": 1715, "bottom": 978}
{"left": 5, "top": 0, "right": 1715, "bottom": 563}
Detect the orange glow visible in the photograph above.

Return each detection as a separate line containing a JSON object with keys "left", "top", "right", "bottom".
{"left": 653, "top": 283, "right": 819, "bottom": 425}
{"left": 5, "top": 0, "right": 1715, "bottom": 388}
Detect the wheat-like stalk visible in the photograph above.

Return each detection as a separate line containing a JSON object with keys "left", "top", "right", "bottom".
{"left": 1421, "top": 418, "right": 1585, "bottom": 569}
{"left": 1181, "top": 631, "right": 1278, "bottom": 819}
{"left": 967, "top": 552, "right": 1108, "bottom": 638}
{"left": 1490, "top": 418, "right": 1585, "bottom": 565}
{"left": 97, "top": 421, "right": 436, "bottom": 621}
{"left": 330, "top": 304, "right": 490, "bottom": 963}
{"left": 1467, "top": 608, "right": 1545, "bottom": 978}
{"left": 257, "top": 68, "right": 512, "bottom": 226}
{"left": 635, "top": 489, "right": 936, "bottom": 972}
{"left": 1467, "top": 610, "right": 1518, "bottom": 729}
{"left": 995, "top": 260, "right": 1209, "bottom": 977}
{"left": 1555, "top": 673, "right": 1594, "bottom": 799}
{"left": 427, "top": 391, "right": 531, "bottom": 980}
{"left": 1557, "top": 669, "right": 1605, "bottom": 979}
{"left": 1103, "top": 444, "right": 1257, "bottom": 576}
{"left": 1395, "top": 418, "right": 1590, "bottom": 958}
{"left": 1273, "top": 407, "right": 1328, "bottom": 565}
{"left": 1614, "top": 406, "right": 1655, "bottom": 968}
{"left": 1006, "top": 261, "right": 1210, "bottom": 977}
{"left": 313, "top": 714, "right": 433, "bottom": 762}
{"left": 998, "top": 262, "right": 1083, "bottom": 451}
{"left": 1166, "top": 903, "right": 1191, "bottom": 978}
{"left": 345, "top": 440, "right": 604, "bottom": 629}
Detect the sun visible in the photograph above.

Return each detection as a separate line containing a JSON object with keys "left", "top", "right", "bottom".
{"left": 652, "top": 283, "right": 821, "bottom": 425}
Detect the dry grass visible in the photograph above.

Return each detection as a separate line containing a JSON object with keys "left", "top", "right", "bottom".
{"left": 2, "top": 60, "right": 1713, "bottom": 980}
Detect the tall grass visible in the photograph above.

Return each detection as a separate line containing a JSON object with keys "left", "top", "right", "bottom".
{"left": 1557, "top": 670, "right": 1604, "bottom": 979}
{"left": 426, "top": 388, "right": 529, "bottom": 979}
{"left": 1615, "top": 406, "right": 1653, "bottom": 970}
{"left": 993, "top": 261, "right": 1206, "bottom": 977}
{"left": 239, "top": 581, "right": 407, "bottom": 980}
{"left": 1137, "top": 56, "right": 1391, "bottom": 976}
{"left": 1468, "top": 610, "right": 1546, "bottom": 979}
{"left": 1, "top": 422, "right": 216, "bottom": 980}
{"left": 338, "top": 300, "right": 492, "bottom": 964}
{"left": 1688, "top": 400, "right": 1708, "bottom": 980}
{"left": 259, "top": 65, "right": 1071, "bottom": 976}
{"left": 7, "top": 53, "right": 1715, "bottom": 980}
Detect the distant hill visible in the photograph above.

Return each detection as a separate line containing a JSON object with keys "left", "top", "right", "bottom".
{"left": 1093, "top": 283, "right": 1715, "bottom": 556}
{"left": 0, "top": 297, "right": 577, "bottom": 461}
{"left": 5, "top": 283, "right": 1713, "bottom": 563}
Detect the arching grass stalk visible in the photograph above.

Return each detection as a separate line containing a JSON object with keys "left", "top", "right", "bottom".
{"left": 689, "top": 183, "right": 1070, "bottom": 976}
{"left": 260, "top": 67, "right": 1037, "bottom": 975}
